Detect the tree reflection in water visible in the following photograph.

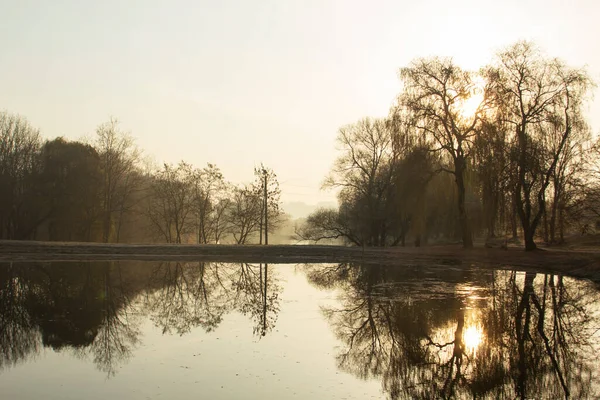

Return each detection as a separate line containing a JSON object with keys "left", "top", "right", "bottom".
{"left": 0, "top": 261, "right": 280, "bottom": 377}
{"left": 145, "top": 262, "right": 279, "bottom": 337}
{"left": 0, "top": 262, "right": 41, "bottom": 371}
{"left": 304, "top": 263, "right": 600, "bottom": 399}
{"left": 0, "top": 261, "right": 142, "bottom": 376}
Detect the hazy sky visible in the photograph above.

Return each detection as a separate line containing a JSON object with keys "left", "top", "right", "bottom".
{"left": 1, "top": 0, "right": 599, "bottom": 204}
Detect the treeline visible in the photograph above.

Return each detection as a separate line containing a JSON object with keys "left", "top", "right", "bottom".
{"left": 299, "top": 41, "right": 600, "bottom": 250}
{"left": 0, "top": 115, "right": 284, "bottom": 243}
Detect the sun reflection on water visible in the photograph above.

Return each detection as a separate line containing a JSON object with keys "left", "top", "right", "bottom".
{"left": 463, "top": 324, "right": 483, "bottom": 351}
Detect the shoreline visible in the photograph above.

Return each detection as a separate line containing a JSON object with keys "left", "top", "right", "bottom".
{"left": 1, "top": 240, "right": 599, "bottom": 284}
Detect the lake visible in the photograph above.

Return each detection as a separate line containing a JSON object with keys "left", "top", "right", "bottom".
{"left": 1, "top": 261, "right": 599, "bottom": 399}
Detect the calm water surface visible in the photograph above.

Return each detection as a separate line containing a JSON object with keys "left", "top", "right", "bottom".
{"left": 1, "top": 261, "right": 599, "bottom": 399}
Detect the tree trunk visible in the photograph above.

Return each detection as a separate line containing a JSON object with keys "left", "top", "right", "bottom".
{"left": 489, "top": 209, "right": 497, "bottom": 238}
{"left": 515, "top": 126, "right": 540, "bottom": 252}
{"left": 523, "top": 225, "right": 537, "bottom": 251}
{"left": 544, "top": 202, "right": 550, "bottom": 244}
{"left": 549, "top": 187, "right": 559, "bottom": 244}
{"left": 116, "top": 206, "right": 125, "bottom": 243}
{"left": 263, "top": 174, "right": 268, "bottom": 245}
{"left": 558, "top": 205, "right": 565, "bottom": 244}
{"left": 517, "top": 190, "right": 538, "bottom": 251}
{"left": 196, "top": 212, "right": 202, "bottom": 244}
{"left": 455, "top": 158, "right": 473, "bottom": 249}
{"left": 258, "top": 202, "right": 263, "bottom": 245}
{"left": 103, "top": 211, "right": 111, "bottom": 243}
{"left": 484, "top": 180, "right": 499, "bottom": 239}
{"left": 511, "top": 200, "right": 519, "bottom": 240}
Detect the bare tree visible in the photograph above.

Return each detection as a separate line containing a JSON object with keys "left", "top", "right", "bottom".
{"left": 296, "top": 207, "right": 362, "bottom": 246}
{"left": 190, "top": 163, "right": 230, "bottom": 244}
{"left": 484, "top": 41, "right": 592, "bottom": 250}
{"left": 322, "top": 118, "right": 398, "bottom": 246}
{"left": 227, "top": 184, "right": 263, "bottom": 244}
{"left": 94, "top": 118, "right": 142, "bottom": 243}
{"left": 0, "top": 112, "right": 41, "bottom": 239}
{"left": 254, "top": 164, "right": 284, "bottom": 245}
{"left": 146, "top": 162, "right": 195, "bottom": 243}
{"left": 395, "top": 58, "right": 487, "bottom": 248}
{"left": 545, "top": 124, "right": 590, "bottom": 243}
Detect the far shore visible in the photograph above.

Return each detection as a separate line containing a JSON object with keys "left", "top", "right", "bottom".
{"left": 1, "top": 240, "right": 599, "bottom": 284}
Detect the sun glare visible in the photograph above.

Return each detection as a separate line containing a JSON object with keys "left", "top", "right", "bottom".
{"left": 457, "top": 78, "right": 485, "bottom": 120}
{"left": 463, "top": 325, "right": 483, "bottom": 351}
{"left": 459, "top": 93, "right": 484, "bottom": 119}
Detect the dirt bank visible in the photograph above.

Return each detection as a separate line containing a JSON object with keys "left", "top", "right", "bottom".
{"left": 1, "top": 240, "right": 599, "bottom": 284}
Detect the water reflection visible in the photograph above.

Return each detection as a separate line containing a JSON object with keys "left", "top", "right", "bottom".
{"left": 0, "top": 261, "right": 280, "bottom": 376}
{"left": 144, "top": 262, "right": 279, "bottom": 337}
{"left": 1, "top": 260, "right": 599, "bottom": 399}
{"left": 304, "top": 263, "right": 600, "bottom": 399}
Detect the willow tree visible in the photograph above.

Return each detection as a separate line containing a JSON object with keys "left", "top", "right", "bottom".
{"left": 396, "top": 58, "right": 486, "bottom": 248}
{"left": 484, "top": 41, "right": 592, "bottom": 250}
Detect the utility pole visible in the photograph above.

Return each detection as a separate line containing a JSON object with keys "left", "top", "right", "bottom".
{"left": 263, "top": 169, "right": 268, "bottom": 245}
{"left": 258, "top": 198, "right": 263, "bottom": 245}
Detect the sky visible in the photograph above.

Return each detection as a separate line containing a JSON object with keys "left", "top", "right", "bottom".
{"left": 1, "top": 0, "right": 599, "bottom": 205}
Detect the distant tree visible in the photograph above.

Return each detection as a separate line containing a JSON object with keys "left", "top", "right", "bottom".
{"left": 38, "top": 138, "right": 103, "bottom": 241}
{"left": 484, "top": 41, "right": 592, "bottom": 250}
{"left": 146, "top": 162, "right": 195, "bottom": 243}
{"left": 227, "top": 184, "right": 263, "bottom": 244}
{"left": 254, "top": 164, "right": 284, "bottom": 245}
{"left": 94, "top": 118, "right": 142, "bottom": 243}
{"left": 296, "top": 207, "right": 362, "bottom": 246}
{"left": 0, "top": 112, "right": 41, "bottom": 239}
{"left": 190, "top": 163, "right": 230, "bottom": 244}
{"left": 320, "top": 118, "right": 399, "bottom": 246}
{"left": 210, "top": 196, "right": 233, "bottom": 244}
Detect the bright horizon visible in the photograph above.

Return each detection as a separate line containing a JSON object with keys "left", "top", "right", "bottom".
{"left": 2, "top": 0, "right": 599, "bottom": 205}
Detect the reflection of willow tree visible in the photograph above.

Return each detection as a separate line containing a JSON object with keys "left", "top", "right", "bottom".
{"left": 505, "top": 272, "right": 598, "bottom": 399}
{"left": 0, "top": 261, "right": 142, "bottom": 376}
{"left": 305, "top": 263, "right": 600, "bottom": 399}
{"left": 144, "top": 262, "right": 280, "bottom": 337}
